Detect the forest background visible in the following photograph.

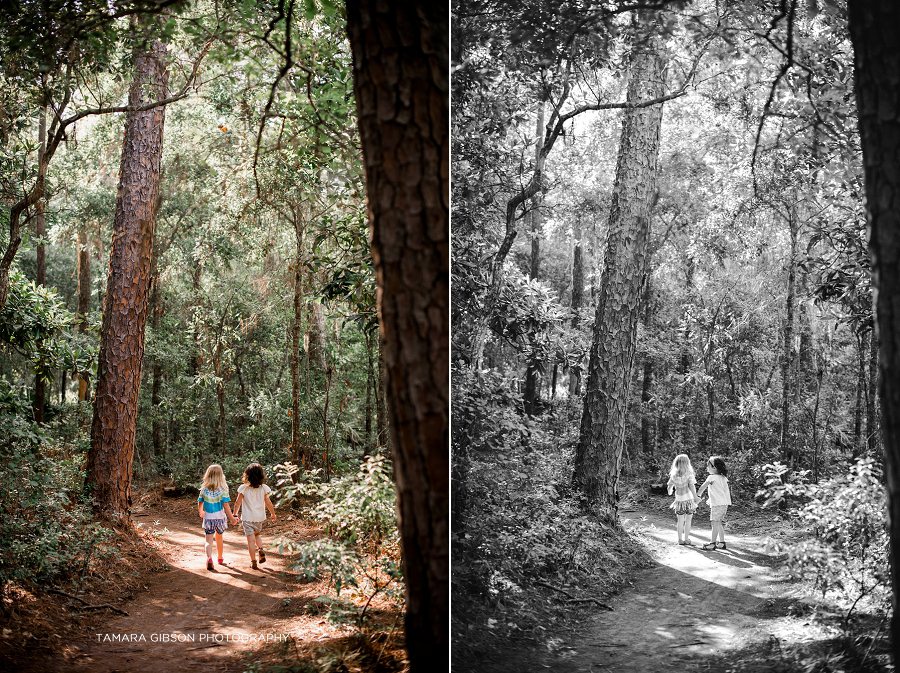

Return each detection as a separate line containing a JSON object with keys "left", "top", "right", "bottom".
{"left": 0, "top": 0, "right": 447, "bottom": 671}
{"left": 451, "top": 0, "right": 900, "bottom": 670}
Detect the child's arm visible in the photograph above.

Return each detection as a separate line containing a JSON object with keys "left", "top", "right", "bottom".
{"left": 198, "top": 500, "right": 204, "bottom": 518}
{"left": 697, "top": 476, "right": 710, "bottom": 499}
{"left": 233, "top": 493, "right": 244, "bottom": 518}
{"left": 224, "top": 502, "right": 238, "bottom": 525}
{"left": 689, "top": 482, "right": 700, "bottom": 503}
{"left": 264, "top": 494, "right": 277, "bottom": 521}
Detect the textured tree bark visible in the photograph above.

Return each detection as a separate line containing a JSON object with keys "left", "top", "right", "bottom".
{"left": 86, "top": 31, "right": 168, "bottom": 523}
{"left": 345, "top": 0, "right": 448, "bottom": 668}
{"left": 573, "top": 45, "right": 664, "bottom": 519}
{"left": 76, "top": 231, "right": 92, "bottom": 401}
{"left": 847, "top": 0, "right": 900, "bottom": 657}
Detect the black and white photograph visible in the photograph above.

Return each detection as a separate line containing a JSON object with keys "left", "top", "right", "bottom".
{"left": 451, "top": 1, "right": 900, "bottom": 671}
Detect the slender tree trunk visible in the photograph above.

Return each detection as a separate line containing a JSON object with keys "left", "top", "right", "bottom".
{"left": 780, "top": 204, "right": 798, "bottom": 467}
{"left": 523, "top": 103, "right": 546, "bottom": 414}
{"left": 86, "top": 30, "right": 168, "bottom": 522}
{"left": 569, "top": 217, "right": 584, "bottom": 398}
{"left": 32, "top": 78, "right": 48, "bottom": 424}
{"left": 640, "top": 279, "right": 654, "bottom": 456}
{"left": 854, "top": 332, "right": 866, "bottom": 458}
{"left": 847, "top": 0, "right": 900, "bottom": 658}
{"left": 149, "top": 256, "right": 164, "bottom": 459}
{"left": 868, "top": 326, "right": 881, "bottom": 456}
{"left": 365, "top": 330, "right": 374, "bottom": 454}
{"left": 573, "top": 44, "right": 665, "bottom": 519}
{"left": 376, "top": 337, "right": 389, "bottom": 450}
{"left": 291, "top": 222, "right": 306, "bottom": 470}
{"left": 77, "top": 231, "right": 92, "bottom": 401}
{"left": 346, "top": 1, "right": 449, "bottom": 667}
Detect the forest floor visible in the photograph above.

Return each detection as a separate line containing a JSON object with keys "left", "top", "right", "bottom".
{"left": 5, "top": 486, "right": 406, "bottom": 673}
{"left": 456, "top": 496, "right": 889, "bottom": 673}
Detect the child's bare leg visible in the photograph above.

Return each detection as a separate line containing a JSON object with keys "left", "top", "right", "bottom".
{"left": 676, "top": 514, "right": 685, "bottom": 542}
{"left": 684, "top": 514, "right": 693, "bottom": 541}
{"left": 245, "top": 535, "right": 257, "bottom": 561}
{"left": 254, "top": 532, "right": 263, "bottom": 551}
{"left": 215, "top": 532, "right": 224, "bottom": 559}
{"left": 205, "top": 534, "right": 215, "bottom": 559}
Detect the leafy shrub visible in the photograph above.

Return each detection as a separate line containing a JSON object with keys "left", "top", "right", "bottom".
{"left": 760, "top": 458, "right": 889, "bottom": 622}
{"left": 271, "top": 456, "right": 403, "bottom": 626}
{"left": 275, "top": 455, "right": 397, "bottom": 549}
{"left": 0, "top": 442, "right": 113, "bottom": 605}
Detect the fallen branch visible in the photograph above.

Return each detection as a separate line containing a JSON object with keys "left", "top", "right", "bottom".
{"left": 534, "top": 580, "right": 613, "bottom": 611}
{"left": 47, "top": 589, "right": 129, "bottom": 616}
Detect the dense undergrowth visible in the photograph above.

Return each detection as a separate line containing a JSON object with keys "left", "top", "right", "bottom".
{"left": 451, "top": 369, "right": 653, "bottom": 669}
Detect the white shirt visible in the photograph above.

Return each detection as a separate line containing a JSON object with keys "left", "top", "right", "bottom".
{"left": 702, "top": 474, "right": 732, "bottom": 506}
{"left": 237, "top": 483, "right": 272, "bottom": 521}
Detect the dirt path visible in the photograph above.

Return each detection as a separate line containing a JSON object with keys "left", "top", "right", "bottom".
{"left": 48, "top": 510, "right": 324, "bottom": 673}
{"left": 539, "top": 509, "right": 831, "bottom": 672}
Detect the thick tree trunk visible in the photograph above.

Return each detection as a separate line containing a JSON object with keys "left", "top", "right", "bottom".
{"left": 847, "top": 0, "right": 900, "bottom": 658}
{"left": 77, "top": 231, "right": 92, "bottom": 401}
{"left": 345, "top": 1, "right": 449, "bottom": 668}
{"left": 86, "top": 32, "right": 168, "bottom": 523}
{"left": 573, "top": 45, "right": 665, "bottom": 519}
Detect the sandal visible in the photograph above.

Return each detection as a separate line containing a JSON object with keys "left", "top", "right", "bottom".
{"left": 207, "top": 559, "right": 214, "bottom": 571}
{"left": 684, "top": 540, "right": 694, "bottom": 546}
{"left": 702, "top": 542, "right": 717, "bottom": 551}
{"left": 258, "top": 548, "right": 266, "bottom": 563}
{"left": 716, "top": 542, "right": 727, "bottom": 549}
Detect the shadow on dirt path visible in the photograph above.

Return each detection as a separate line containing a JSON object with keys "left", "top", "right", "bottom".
{"left": 536, "top": 509, "right": 830, "bottom": 673}
{"left": 43, "top": 510, "right": 316, "bottom": 673}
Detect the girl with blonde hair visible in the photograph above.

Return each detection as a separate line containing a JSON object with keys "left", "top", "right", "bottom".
{"left": 197, "top": 464, "right": 238, "bottom": 571}
{"left": 667, "top": 454, "right": 701, "bottom": 546}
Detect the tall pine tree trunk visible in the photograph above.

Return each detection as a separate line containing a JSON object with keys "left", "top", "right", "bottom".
{"left": 847, "top": 0, "right": 900, "bottom": 657}
{"left": 86, "top": 29, "right": 168, "bottom": 522}
{"left": 573, "top": 44, "right": 665, "bottom": 519}
{"left": 345, "top": 1, "right": 448, "bottom": 667}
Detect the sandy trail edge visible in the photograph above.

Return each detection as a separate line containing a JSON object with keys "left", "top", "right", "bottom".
{"left": 537, "top": 509, "right": 829, "bottom": 672}
{"left": 44, "top": 512, "right": 306, "bottom": 673}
